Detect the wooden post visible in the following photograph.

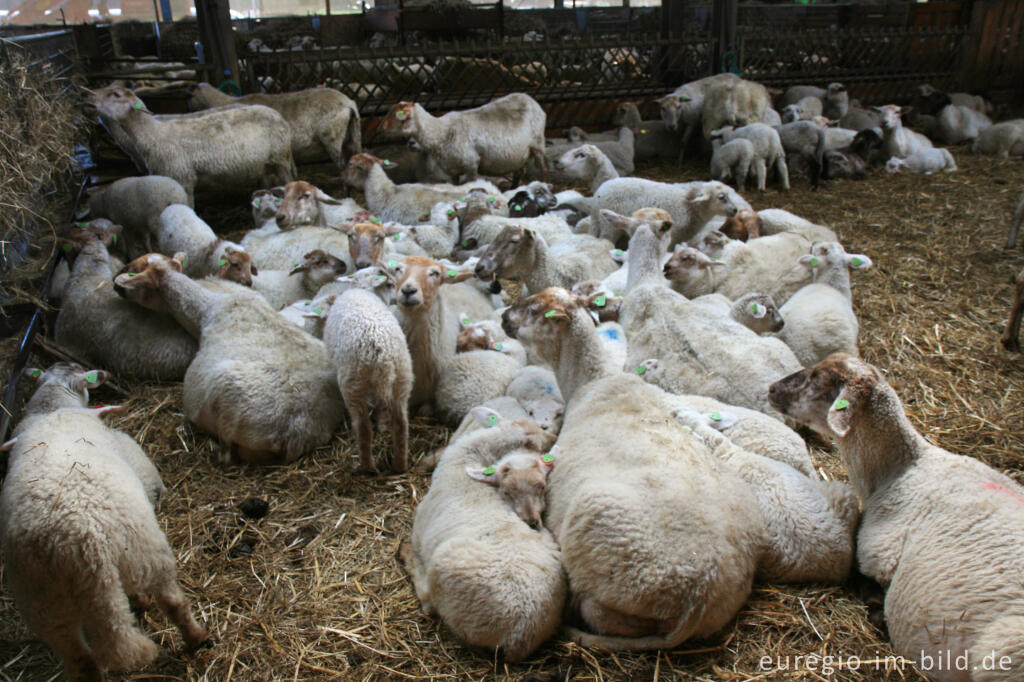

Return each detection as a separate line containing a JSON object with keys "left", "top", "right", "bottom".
{"left": 710, "top": 0, "right": 736, "bottom": 73}
{"left": 195, "top": 0, "right": 239, "bottom": 87}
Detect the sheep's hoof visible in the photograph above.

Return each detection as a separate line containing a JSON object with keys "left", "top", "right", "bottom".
{"left": 1002, "top": 336, "right": 1020, "bottom": 352}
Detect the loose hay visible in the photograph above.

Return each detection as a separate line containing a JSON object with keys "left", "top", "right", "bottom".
{"left": 1, "top": 150, "right": 1022, "bottom": 681}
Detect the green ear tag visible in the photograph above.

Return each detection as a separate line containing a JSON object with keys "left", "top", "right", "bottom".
{"left": 491, "top": 341, "right": 503, "bottom": 351}
{"left": 128, "top": 272, "right": 137, "bottom": 276}
{"left": 542, "top": 453, "right": 555, "bottom": 464}
{"left": 810, "top": 257, "right": 820, "bottom": 267}
{"left": 76, "top": 222, "right": 87, "bottom": 228}
{"left": 387, "top": 260, "right": 398, "bottom": 268}
{"left": 254, "top": 199, "right": 261, "bottom": 207}
{"left": 460, "top": 197, "right": 467, "bottom": 202}
{"left": 447, "top": 269, "right": 458, "bottom": 277}
{"left": 513, "top": 204, "right": 522, "bottom": 212}
{"left": 635, "top": 364, "right": 646, "bottom": 375}
{"left": 218, "top": 258, "right": 228, "bottom": 266}
{"left": 614, "top": 249, "right": 624, "bottom": 257}
{"left": 422, "top": 211, "right": 430, "bottom": 220}
{"left": 488, "top": 196, "right": 496, "bottom": 203}
{"left": 29, "top": 369, "right": 41, "bottom": 380}
{"left": 372, "top": 217, "right": 381, "bottom": 224}
{"left": 133, "top": 101, "right": 142, "bottom": 109}
{"left": 682, "top": 425, "right": 693, "bottom": 433}
{"left": 393, "top": 233, "right": 403, "bottom": 241}
{"left": 544, "top": 310, "right": 557, "bottom": 318}
{"left": 461, "top": 240, "right": 469, "bottom": 247}
{"left": 63, "top": 243, "right": 73, "bottom": 252}
{"left": 304, "top": 300, "right": 312, "bottom": 305}
{"left": 833, "top": 399, "right": 850, "bottom": 411}
{"left": 313, "top": 307, "right": 323, "bottom": 314}
{"left": 485, "top": 415, "right": 498, "bottom": 427}
{"left": 851, "top": 257, "right": 863, "bottom": 267}
{"left": 482, "top": 466, "right": 496, "bottom": 475}
{"left": 111, "top": 234, "right": 118, "bottom": 245}
{"left": 84, "top": 371, "right": 98, "bottom": 383}
{"left": 461, "top": 316, "right": 471, "bottom": 325}
{"left": 751, "top": 303, "right": 759, "bottom": 314}
{"left": 448, "top": 209, "right": 456, "bottom": 217}
{"left": 709, "top": 412, "right": 722, "bottom": 422}
{"left": 594, "top": 295, "right": 607, "bottom": 308}
{"left": 384, "top": 160, "right": 391, "bottom": 166}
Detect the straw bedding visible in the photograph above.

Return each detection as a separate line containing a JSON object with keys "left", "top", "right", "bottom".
{"left": 0, "top": 149, "right": 1021, "bottom": 681}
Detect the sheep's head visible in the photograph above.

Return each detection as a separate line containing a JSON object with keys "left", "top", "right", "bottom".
{"left": 874, "top": 104, "right": 905, "bottom": 132}
{"left": 475, "top": 225, "right": 536, "bottom": 280}
{"left": 827, "top": 82, "right": 846, "bottom": 95}
{"left": 390, "top": 256, "right": 472, "bottom": 312}
{"left": 22, "top": 362, "right": 111, "bottom": 405}
{"left": 611, "top": 101, "right": 642, "bottom": 129}
{"left": 380, "top": 101, "right": 417, "bottom": 134}
{"left": 340, "top": 153, "right": 393, "bottom": 190}
{"left": 275, "top": 180, "right": 344, "bottom": 229}
{"left": 769, "top": 352, "right": 879, "bottom": 439}
{"left": 823, "top": 150, "right": 867, "bottom": 181}
{"left": 251, "top": 188, "right": 283, "bottom": 225}
{"left": 88, "top": 86, "right": 150, "bottom": 120}
{"left": 217, "top": 246, "right": 257, "bottom": 287}
{"left": 458, "top": 189, "right": 504, "bottom": 227}
{"left": 692, "top": 181, "right": 739, "bottom": 218}
{"left": 336, "top": 220, "right": 402, "bottom": 270}
{"left": 732, "top": 292, "right": 784, "bottom": 334}
{"left": 657, "top": 93, "right": 692, "bottom": 132}
{"left": 781, "top": 104, "right": 804, "bottom": 124}
{"left": 421, "top": 201, "right": 459, "bottom": 229}
{"left": 289, "top": 249, "right": 347, "bottom": 285}
{"left": 662, "top": 245, "right": 727, "bottom": 289}
{"left": 501, "top": 287, "right": 601, "bottom": 363}
{"left": 719, "top": 208, "right": 762, "bottom": 242}
{"left": 61, "top": 219, "right": 123, "bottom": 255}
{"left": 554, "top": 144, "right": 599, "bottom": 176}
{"left": 523, "top": 397, "right": 564, "bottom": 434}
{"left": 525, "top": 181, "right": 557, "bottom": 210}
{"left": 799, "top": 242, "right": 872, "bottom": 277}
{"left": 601, "top": 207, "right": 673, "bottom": 240}
{"left": 113, "top": 252, "right": 184, "bottom": 311}
{"left": 695, "top": 229, "right": 731, "bottom": 258}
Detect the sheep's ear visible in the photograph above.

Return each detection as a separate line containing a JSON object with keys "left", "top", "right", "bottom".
{"left": 458, "top": 312, "right": 472, "bottom": 329}
{"left": 383, "top": 224, "right": 404, "bottom": 237}
{"left": 826, "top": 388, "right": 855, "bottom": 437}
{"left": 333, "top": 222, "right": 356, "bottom": 236}
{"left": 381, "top": 158, "right": 400, "bottom": 170}
{"left": 692, "top": 189, "right": 710, "bottom": 202}
{"left": 846, "top": 254, "right": 872, "bottom": 270}
{"left": 600, "top": 209, "right": 636, "bottom": 235}
{"left": 289, "top": 260, "right": 308, "bottom": 275}
{"left": 442, "top": 266, "right": 474, "bottom": 285}
{"left": 114, "top": 269, "right": 155, "bottom": 289}
{"left": 0, "top": 437, "right": 17, "bottom": 452}
{"left": 269, "top": 186, "right": 286, "bottom": 198}
{"left": 466, "top": 465, "right": 500, "bottom": 485}
{"left": 704, "top": 410, "right": 738, "bottom": 431}
{"left": 610, "top": 248, "right": 627, "bottom": 263}
{"left": 301, "top": 303, "right": 330, "bottom": 319}
{"left": 749, "top": 300, "right": 767, "bottom": 318}
{"left": 171, "top": 252, "right": 186, "bottom": 270}
{"left": 797, "top": 254, "right": 821, "bottom": 269}
{"left": 471, "top": 406, "right": 502, "bottom": 428}
{"left": 314, "top": 187, "right": 343, "bottom": 205}
{"left": 250, "top": 261, "right": 259, "bottom": 276}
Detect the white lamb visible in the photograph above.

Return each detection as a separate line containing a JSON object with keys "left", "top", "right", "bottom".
{"left": 553, "top": 143, "right": 620, "bottom": 194}
{"left": 0, "top": 363, "right": 207, "bottom": 681}
{"left": 251, "top": 249, "right": 348, "bottom": 310}
{"left": 885, "top": 147, "right": 957, "bottom": 174}
{"left": 777, "top": 242, "right": 872, "bottom": 367}
{"left": 87, "top": 175, "right": 191, "bottom": 252}
{"left": 875, "top": 104, "right": 934, "bottom": 159}
{"left": 711, "top": 123, "right": 790, "bottom": 191}
{"left": 504, "top": 364, "right": 565, "bottom": 434}
{"left": 770, "top": 354, "right": 1024, "bottom": 679}
{"left": 709, "top": 138, "right": 757, "bottom": 193}
{"left": 971, "top": 119, "right": 1024, "bottom": 158}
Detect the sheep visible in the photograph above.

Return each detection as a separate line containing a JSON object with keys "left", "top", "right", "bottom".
{"left": 341, "top": 153, "right": 502, "bottom": 224}
{"left": 838, "top": 105, "right": 882, "bottom": 132}
{"left": 774, "top": 120, "right": 826, "bottom": 188}
{"left": 0, "top": 363, "right": 207, "bottom": 681}
{"left": 544, "top": 127, "right": 635, "bottom": 179}
{"left": 874, "top": 104, "right": 934, "bottom": 160}
{"left": 187, "top": 82, "right": 361, "bottom": 167}
{"left": 757, "top": 208, "right": 839, "bottom": 243}
{"left": 86, "top": 175, "right": 191, "bottom": 253}
{"left": 435, "top": 345, "right": 523, "bottom": 427}
{"left": 500, "top": 287, "right": 765, "bottom": 650}
{"left": 776, "top": 242, "right": 872, "bottom": 367}
{"left": 504, "top": 365, "right": 565, "bottom": 434}
{"left": 711, "top": 123, "right": 790, "bottom": 191}
{"left": 971, "top": 119, "right": 1024, "bottom": 158}
{"left": 1001, "top": 268, "right": 1023, "bottom": 352}
{"left": 1008, "top": 188, "right": 1024, "bottom": 249}
{"left": 717, "top": 208, "right": 763, "bottom": 241}
{"left": 154, "top": 204, "right": 257, "bottom": 286}
{"left": 611, "top": 101, "right": 681, "bottom": 161}
{"left": 884, "top": 147, "right": 957, "bottom": 175}
{"left": 402, "top": 201, "right": 462, "bottom": 258}
{"left": 272, "top": 180, "right": 364, "bottom": 230}
{"left": 822, "top": 147, "right": 868, "bottom": 181}
{"left": 780, "top": 96, "right": 823, "bottom": 124}
{"left": 701, "top": 76, "right": 772, "bottom": 139}
{"left": 657, "top": 72, "right": 740, "bottom": 161}
{"left": 331, "top": 220, "right": 424, "bottom": 271}
{"left": 114, "top": 253, "right": 343, "bottom": 464}
{"left": 323, "top": 277, "right": 412, "bottom": 473}
{"left": 913, "top": 83, "right": 993, "bottom": 117}
{"left": 88, "top": 86, "right": 294, "bottom": 204}
{"left": 935, "top": 104, "right": 992, "bottom": 145}
{"left": 769, "top": 353, "right": 1024, "bottom": 679}
{"left": 777, "top": 84, "right": 826, "bottom": 108}
{"left": 456, "top": 318, "right": 528, "bottom": 366}
{"left": 823, "top": 82, "right": 849, "bottom": 120}
{"left": 400, "top": 409, "right": 563, "bottom": 660}
{"left": 251, "top": 249, "right": 348, "bottom": 310}
{"left": 553, "top": 143, "right": 620, "bottom": 194}
{"left": 689, "top": 291, "right": 786, "bottom": 335}
{"left": 474, "top": 223, "right": 618, "bottom": 295}
{"left": 710, "top": 138, "right": 757, "bottom": 193}
{"left": 378, "top": 94, "right": 547, "bottom": 182}
{"left": 454, "top": 189, "right": 574, "bottom": 254}
{"left": 503, "top": 183, "right": 557, "bottom": 219}
{"left": 444, "top": 396, "right": 530, "bottom": 450}
{"left": 55, "top": 227, "right": 198, "bottom": 381}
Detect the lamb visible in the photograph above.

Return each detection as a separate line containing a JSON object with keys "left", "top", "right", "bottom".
{"left": 690, "top": 291, "right": 785, "bottom": 335}
{"left": 553, "top": 143, "right": 620, "bottom": 194}
{"left": 777, "top": 84, "right": 826, "bottom": 108}
{"left": 456, "top": 318, "right": 528, "bottom": 366}
{"left": 0, "top": 363, "right": 207, "bottom": 681}
{"left": 435, "top": 342, "right": 523, "bottom": 426}
{"left": 780, "top": 96, "right": 823, "bottom": 123}
{"left": 935, "top": 104, "right": 992, "bottom": 145}
{"left": 272, "top": 180, "right": 364, "bottom": 229}
{"left": 504, "top": 365, "right": 565, "bottom": 434}
{"left": 717, "top": 208, "right": 763, "bottom": 241}
{"left": 822, "top": 147, "right": 868, "bottom": 181}
{"left": 776, "top": 242, "right": 872, "bottom": 367}
{"left": 114, "top": 253, "right": 343, "bottom": 464}
{"left": 711, "top": 123, "right": 790, "bottom": 191}
{"left": 404, "top": 201, "right": 462, "bottom": 258}
{"left": 500, "top": 287, "right": 765, "bottom": 650}
{"left": 323, "top": 276, "right": 412, "bottom": 473}
{"left": 769, "top": 353, "right": 1024, "bottom": 679}
{"left": 88, "top": 86, "right": 294, "bottom": 203}
{"left": 838, "top": 105, "right": 882, "bottom": 132}
{"left": 154, "top": 204, "right": 257, "bottom": 286}
{"left": 875, "top": 104, "right": 934, "bottom": 160}
{"left": 710, "top": 138, "right": 757, "bottom": 192}
{"left": 86, "top": 175, "right": 191, "bottom": 252}
{"left": 55, "top": 227, "right": 198, "bottom": 381}
{"left": 773, "top": 120, "right": 826, "bottom": 188}
{"left": 187, "top": 82, "right": 361, "bottom": 167}
{"left": 884, "top": 147, "right": 957, "bottom": 175}
{"left": 971, "top": 119, "right": 1024, "bottom": 157}
{"left": 455, "top": 189, "right": 573, "bottom": 253}
{"left": 251, "top": 249, "right": 348, "bottom": 310}
{"left": 611, "top": 101, "right": 681, "bottom": 161}
{"left": 1001, "top": 268, "right": 1023, "bottom": 352}
{"left": 474, "top": 223, "right": 618, "bottom": 295}
{"left": 822, "top": 82, "right": 849, "bottom": 120}
{"left": 757, "top": 208, "right": 839, "bottom": 243}
{"left": 1008, "top": 188, "right": 1024, "bottom": 249}
{"left": 400, "top": 409, "right": 563, "bottom": 660}
{"left": 341, "top": 153, "right": 502, "bottom": 224}
{"left": 545, "top": 127, "right": 635, "bottom": 178}
{"left": 379, "top": 94, "right": 547, "bottom": 182}
{"left": 657, "top": 72, "right": 740, "bottom": 161}
{"left": 701, "top": 76, "right": 772, "bottom": 139}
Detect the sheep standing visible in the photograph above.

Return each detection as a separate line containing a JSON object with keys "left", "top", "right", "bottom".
{"left": 187, "top": 82, "right": 361, "bottom": 167}
{"left": 0, "top": 364, "right": 207, "bottom": 681}
{"left": 710, "top": 138, "right": 756, "bottom": 192}
{"left": 770, "top": 354, "right": 1024, "bottom": 679}
{"left": 658, "top": 73, "right": 740, "bottom": 161}
{"left": 712, "top": 123, "right": 790, "bottom": 191}
{"left": 89, "top": 86, "right": 294, "bottom": 203}
{"left": 700, "top": 76, "right": 772, "bottom": 139}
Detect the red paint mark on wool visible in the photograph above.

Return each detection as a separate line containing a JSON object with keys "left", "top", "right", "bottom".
{"left": 982, "top": 481, "right": 1024, "bottom": 504}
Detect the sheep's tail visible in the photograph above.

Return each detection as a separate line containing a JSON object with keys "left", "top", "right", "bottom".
{"left": 83, "top": 563, "right": 160, "bottom": 671}
{"left": 563, "top": 600, "right": 702, "bottom": 652}
{"left": 344, "top": 102, "right": 363, "bottom": 157}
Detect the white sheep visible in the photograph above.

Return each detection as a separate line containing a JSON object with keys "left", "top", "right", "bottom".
{"left": 457, "top": 190, "right": 573, "bottom": 254}
{"left": 504, "top": 365, "right": 565, "bottom": 434}
{"left": 89, "top": 86, "right": 294, "bottom": 204}
{"left": 155, "top": 204, "right": 257, "bottom": 286}
{"left": 251, "top": 249, "right": 348, "bottom": 310}
{"left": 777, "top": 242, "right": 872, "bottom": 367}
{"left": 323, "top": 275, "right": 412, "bottom": 473}
{"left": 0, "top": 363, "right": 207, "bottom": 681}
{"left": 380, "top": 94, "right": 547, "bottom": 182}
{"left": 777, "top": 85, "right": 826, "bottom": 107}
{"left": 553, "top": 143, "right": 620, "bottom": 194}
{"left": 935, "top": 103, "right": 992, "bottom": 145}
{"left": 874, "top": 104, "right": 934, "bottom": 160}
{"left": 884, "top": 147, "right": 957, "bottom": 174}
{"left": 710, "top": 138, "right": 757, "bottom": 193}
{"left": 690, "top": 291, "right": 786, "bottom": 335}
{"left": 435, "top": 348, "right": 522, "bottom": 427}
{"left": 769, "top": 353, "right": 1024, "bottom": 678}
{"left": 700, "top": 76, "right": 772, "bottom": 139}
{"left": 657, "top": 73, "right": 739, "bottom": 161}
{"left": 971, "top": 119, "right": 1024, "bottom": 158}
{"left": 404, "top": 201, "right": 462, "bottom": 258}
{"left": 712, "top": 123, "right": 790, "bottom": 191}
{"left": 400, "top": 408, "right": 563, "bottom": 660}
{"left": 756, "top": 207, "right": 838, "bottom": 243}
{"left": 86, "top": 175, "right": 191, "bottom": 252}
{"left": 114, "top": 253, "right": 342, "bottom": 464}
{"left": 545, "top": 127, "right": 635, "bottom": 179}
{"left": 780, "top": 96, "right": 823, "bottom": 123}
{"left": 271, "top": 180, "right": 364, "bottom": 230}
{"left": 187, "top": 82, "right": 361, "bottom": 167}
{"left": 55, "top": 228, "right": 197, "bottom": 381}
{"left": 612, "top": 101, "right": 682, "bottom": 161}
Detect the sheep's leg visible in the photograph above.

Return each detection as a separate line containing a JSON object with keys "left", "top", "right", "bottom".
{"left": 677, "top": 122, "right": 695, "bottom": 164}
{"left": 153, "top": 580, "right": 208, "bottom": 650}
{"left": 1006, "top": 193, "right": 1024, "bottom": 249}
{"left": 775, "top": 155, "right": 791, "bottom": 191}
{"left": 390, "top": 401, "right": 409, "bottom": 473}
{"left": 53, "top": 625, "right": 102, "bottom": 682}
{"left": 351, "top": 406, "right": 376, "bottom": 473}
{"left": 754, "top": 158, "right": 767, "bottom": 193}
{"left": 736, "top": 158, "right": 750, "bottom": 194}
{"left": 81, "top": 568, "right": 159, "bottom": 672}
{"left": 1001, "top": 269, "right": 1024, "bottom": 352}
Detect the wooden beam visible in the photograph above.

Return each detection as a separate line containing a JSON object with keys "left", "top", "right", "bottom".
{"left": 195, "top": 0, "right": 239, "bottom": 87}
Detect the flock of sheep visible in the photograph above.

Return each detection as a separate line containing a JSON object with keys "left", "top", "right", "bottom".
{"left": 0, "top": 69, "right": 1022, "bottom": 682}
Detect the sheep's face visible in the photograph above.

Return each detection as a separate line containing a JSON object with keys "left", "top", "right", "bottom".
{"left": 337, "top": 221, "right": 402, "bottom": 270}
{"left": 769, "top": 353, "right": 878, "bottom": 438}
{"left": 113, "top": 253, "right": 184, "bottom": 312}
{"left": 218, "top": 247, "right": 257, "bottom": 287}
{"left": 600, "top": 208, "right": 673, "bottom": 242}
{"left": 475, "top": 225, "right": 534, "bottom": 280}
{"left": 611, "top": 102, "right": 640, "bottom": 129}
{"left": 719, "top": 208, "right": 761, "bottom": 241}
{"left": 875, "top": 104, "right": 905, "bottom": 132}
{"left": 658, "top": 94, "right": 691, "bottom": 132}
{"left": 695, "top": 230, "right": 731, "bottom": 257}
{"left": 89, "top": 86, "right": 150, "bottom": 120}
{"left": 456, "top": 320, "right": 505, "bottom": 353}
{"left": 734, "top": 293, "right": 784, "bottom": 335}
{"left": 694, "top": 182, "right": 739, "bottom": 219}
{"left": 466, "top": 448, "right": 556, "bottom": 530}
{"left": 23, "top": 362, "right": 110, "bottom": 403}
{"left": 340, "top": 154, "right": 390, "bottom": 189}
{"left": 781, "top": 104, "right": 804, "bottom": 124}
{"left": 62, "top": 219, "right": 123, "bottom": 255}
{"left": 501, "top": 287, "right": 592, "bottom": 363}
{"left": 525, "top": 182, "right": 557, "bottom": 210}
{"left": 800, "top": 241, "right": 872, "bottom": 277}
{"left": 391, "top": 256, "right": 470, "bottom": 312}
{"left": 827, "top": 82, "right": 846, "bottom": 95}
{"left": 524, "top": 398, "right": 564, "bottom": 434}
{"left": 380, "top": 102, "right": 416, "bottom": 135}
{"left": 554, "top": 145, "right": 597, "bottom": 176}
{"left": 289, "top": 249, "right": 347, "bottom": 285}
{"left": 662, "top": 245, "right": 726, "bottom": 287}
{"left": 275, "top": 181, "right": 342, "bottom": 229}
{"left": 251, "top": 189, "right": 282, "bottom": 225}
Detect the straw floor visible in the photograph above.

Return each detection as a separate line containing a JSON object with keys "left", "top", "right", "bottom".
{"left": 0, "top": 149, "right": 1021, "bottom": 682}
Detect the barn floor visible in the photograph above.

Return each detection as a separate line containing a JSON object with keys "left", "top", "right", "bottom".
{"left": 0, "top": 149, "right": 1022, "bottom": 681}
